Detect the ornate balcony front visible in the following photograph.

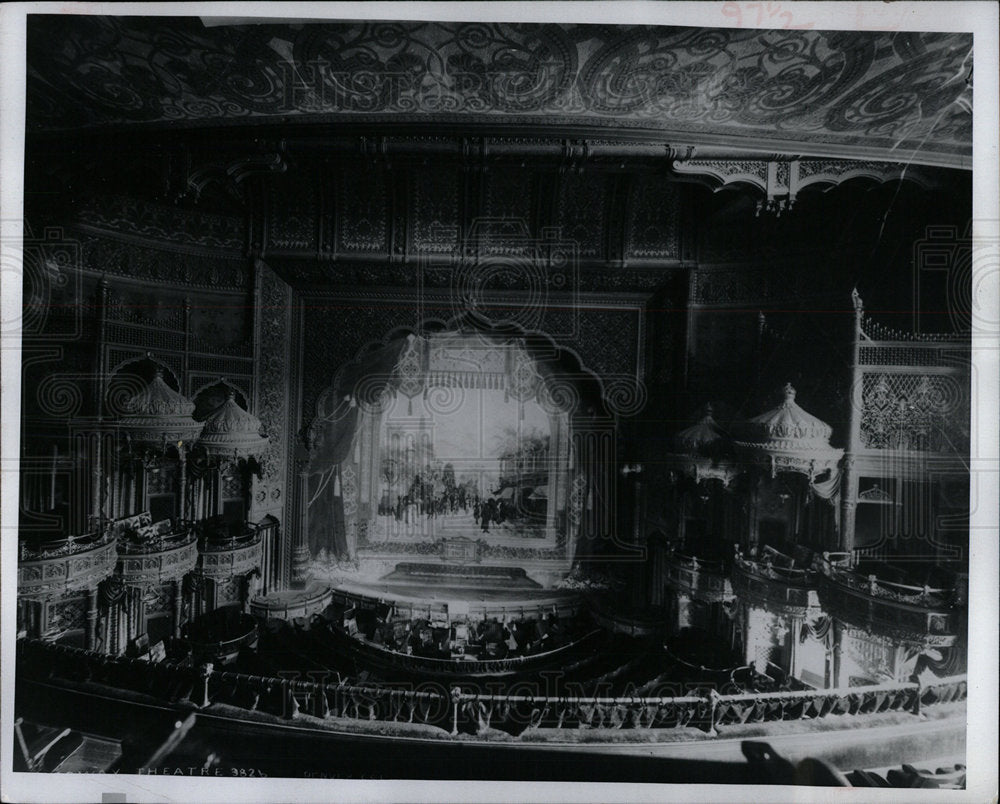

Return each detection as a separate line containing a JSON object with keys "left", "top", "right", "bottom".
{"left": 818, "top": 565, "right": 962, "bottom": 648}
{"left": 197, "top": 531, "right": 263, "bottom": 581}
{"left": 18, "top": 534, "right": 119, "bottom": 599}
{"left": 662, "top": 551, "right": 732, "bottom": 603}
{"left": 731, "top": 553, "right": 816, "bottom": 616}
{"left": 116, "top": 530, "right": 199, "bottom": 588}
{"left": 185, "top": 610, "right": 259, "bottom": 664}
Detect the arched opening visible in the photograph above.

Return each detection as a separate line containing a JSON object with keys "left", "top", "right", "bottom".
{"left": 303, "top": 320, "right": 615, "bottom": 589}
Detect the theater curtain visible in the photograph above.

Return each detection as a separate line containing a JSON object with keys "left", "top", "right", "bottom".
{"left": 809, "top": 467, "right": 841, "bottom": 504}
{"left": 307, "top": 339, "right": 407, "bottom": 558}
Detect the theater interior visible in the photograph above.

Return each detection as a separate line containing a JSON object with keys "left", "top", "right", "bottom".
{"left": 12, "top": 16, "right": 973, "bottom": 787}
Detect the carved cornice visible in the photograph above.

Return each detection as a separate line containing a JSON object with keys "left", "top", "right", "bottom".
{"left": 75, "top": 193, "right": 245, "bottom": 255}
{"left": 672, "top": 159, "right": 943, "bottom": 215}
{"left": 73, "top": 231, "right": 249, "bottom": 292}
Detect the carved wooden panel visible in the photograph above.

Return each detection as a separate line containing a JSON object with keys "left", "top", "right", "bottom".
{"left": 860, "top": 372, "right": 969, "bottom": 453}
{"left": 557, "top": 172, "right": 606, "bottom": 258}
{"left": 337, "top": 165, "right": 389, "bottom": 254}
{"left": 46, "top": 595, "right": 88, "bottom": 633}
{"left": 411, "top": 166, "right": 460, "bottom": 254}
{"left": 266, "top": 172, "right": 318, "bottom": 253}
{"left": 483, "top": 170, "right": 535, "bottom": 254}
{"left": 625, "top": 175, "right": 680, "bottom": 260}
{"left": 254, "top": 263, "right": 292, "bottom": 514}
{"left": 77, "top": 231, "right": 249, "bottom": 291}
{"left": 541, "top": 307, "right": 641, "bottom": 382}
{"left": 189, "top": 304, "right": 250, "bottom": 353}
{"left": 105, "top": 285, "right": 185, "bottom": 330}
{"left": 77, "top": 193, "right": 245, "bottom": 254}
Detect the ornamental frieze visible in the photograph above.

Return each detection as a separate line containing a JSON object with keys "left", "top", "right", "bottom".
{"left": 27, "top": 21, "right": 972, "bottom": 167}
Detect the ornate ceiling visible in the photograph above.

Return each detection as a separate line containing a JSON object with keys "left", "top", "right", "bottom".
{"left": 27, "top": 17, "right": 972, "bottom": 168}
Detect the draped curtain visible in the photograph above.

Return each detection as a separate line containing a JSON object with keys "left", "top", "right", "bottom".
{"left": 307, "top": 339, "right": 406, "bottom": 558}
{"left": 809, "top": 467, "right": 841, "bottom": 503}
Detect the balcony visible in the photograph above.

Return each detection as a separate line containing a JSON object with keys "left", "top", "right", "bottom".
{"left": 662, "top": 551, "right": 732, "bottom": 602}
{"left": 197, "top": 530, "right": 263, "bottom": 580}
{"left": 731, "top": 551, "right": 816, "bottom": 616}
{"left": 184, "top": 609, "right": 259, "bottom": 665}
{"left": 818, "top": 563, "right": 962, "bottom": 647}
{"left": 18, "top": 533, "right": 118, "bottom": 598}
{"left": 116, "top": 529, "right": 199, "bottom": 588}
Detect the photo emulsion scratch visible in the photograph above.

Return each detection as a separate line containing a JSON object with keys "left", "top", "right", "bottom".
{"left": 1, "top": 5, "right": 997, "bottom": 803}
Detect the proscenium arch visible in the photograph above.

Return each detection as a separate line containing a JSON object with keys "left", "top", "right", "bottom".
{"left": 303, "top": 310, "right": 630, "bottom": 565}
{"left": 311, "top": 310, "right": 615, "bottom": 434}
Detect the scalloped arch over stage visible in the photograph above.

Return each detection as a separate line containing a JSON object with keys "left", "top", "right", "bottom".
{"left": 312, "top": 313, "right": 623, "bottom": 432}
{"left": 26, "top": 18, "right": 972, "bottom": 168}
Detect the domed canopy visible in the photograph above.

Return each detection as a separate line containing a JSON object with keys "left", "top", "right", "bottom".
{"left": 665, "top": 404, "right": 738, "bottom": 485}
{"left": 673, "top": 404, "right": 727, "bottom": 455}
{"left": 117, "top": 369, "right": 203, "bottom": 449}
{"left": 734, "top": 384, "right": 843, "bottom": 477}
{"left": 198, "top": 391, "right": 269, "bottom": 460}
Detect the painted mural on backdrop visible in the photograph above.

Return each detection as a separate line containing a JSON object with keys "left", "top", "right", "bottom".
{"left": 373, "top": 376, "right": 555, "bottom": 542}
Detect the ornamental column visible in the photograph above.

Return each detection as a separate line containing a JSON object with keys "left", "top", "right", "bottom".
{"left": 290, "top": 449, "right": 311, "bottom": 589}
{"left": 84, "top": 587, "right": 98, "bottom": 651}
{"left": 831, "top": 619, "right": 843, "bottom": 689}
{"left": 172, "top": 578, "right": 183, "bottom": 639}
{"left": 91, "top": 277, "right": 110, "bottom": 531}
{"left": 840, "top": 290, "right": 865, "bottom": 556}
{"left": 177, "top": 443, "right": 188, "bottom": 522}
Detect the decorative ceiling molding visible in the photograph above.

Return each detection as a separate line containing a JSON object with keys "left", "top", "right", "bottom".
{"left": 26, "top": 18, "right": 972, "bottom": 168}
{"left": 672, "top": 158, "right": 943, "bottom": 216}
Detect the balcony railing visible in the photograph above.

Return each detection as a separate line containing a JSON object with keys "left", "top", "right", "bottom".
{"left": 250, "top": 586, "right": 334, "bottom": 621}
{"left": 818, "top": 562, "right": 962, "bottom": 647}
{"left": 117, "top": 530, "right": 199, "bottom": 587}
{"left": 662, "top": 551, "right": 732, "bottom": 602}
{"left": 17, "top": 639, "right": 967, "bottom": 738}
{"left": 196, "top": 530, "right": 263, "bottom": 580}
{"left": 185, "top": 612, "right": 259, "bottom": 664}
{"left": 731, "top": 551, "right": 816, "bottom": 614}
{"left": 17, "top": 533, "right": 118, "bottom": 598}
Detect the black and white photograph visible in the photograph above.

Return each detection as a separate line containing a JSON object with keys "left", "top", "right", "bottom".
{"left": 1, "top": 3, "right": 997, "bottom": 802}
